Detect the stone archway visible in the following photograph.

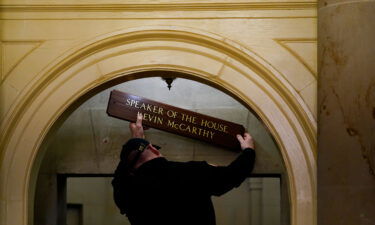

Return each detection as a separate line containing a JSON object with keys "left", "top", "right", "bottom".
{"left": 0, "top": 26, "right": 316, "bottom": 225}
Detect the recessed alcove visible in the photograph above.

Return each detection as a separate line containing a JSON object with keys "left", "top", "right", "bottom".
{"left": 34, "top": 77, "right": 289, "bottom": 225}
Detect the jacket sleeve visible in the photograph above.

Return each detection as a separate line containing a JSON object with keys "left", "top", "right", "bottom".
{"left": 184, "top": 148, "right": 256, "bottom": 196}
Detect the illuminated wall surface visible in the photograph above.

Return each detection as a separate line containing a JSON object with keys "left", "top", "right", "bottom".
{"left": 0, "top": 1, "right": 319, "bottom": 225}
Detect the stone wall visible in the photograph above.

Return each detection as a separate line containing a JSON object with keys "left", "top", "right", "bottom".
{"left": 0, "top": 2, "right": 317, "bottom": 225}
{"left": 318, "top": 0, "right": 375, "bottom": 224}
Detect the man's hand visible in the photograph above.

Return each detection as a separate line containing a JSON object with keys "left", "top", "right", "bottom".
{"left": 236, "top": 133, "right": 255, "bottom": 150}
{"left": 129, "top": 112, "right": 145, "bottom": 138}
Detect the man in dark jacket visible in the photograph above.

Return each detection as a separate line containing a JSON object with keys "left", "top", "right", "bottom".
{"left": 112, "top": 113, "right": 256, "bottom": 225}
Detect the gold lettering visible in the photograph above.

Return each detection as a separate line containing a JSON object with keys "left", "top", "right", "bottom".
{"left": 126, "top": 98, "right": 131, "bottom": 105}
{"left": 158, "top": 107, "right": 164, "bottom": 115}
{"left": 201, "top": 119, "right": 215, "bottom": 129}
{"left": 181, "top": 113, "right": 197, "bottom": 124}
{"left": 167, "top": 110, "right": 178, "bottom": 118}
{"left": 129, "top": 99, "right": 140, "bottom": 108}
{"left": 223, "top": 125, "right": 228, "bottom": 133}
{"left": 167, "top": 110, "right": 173, "bottom": 117}
{"left": 166, "top": 120, "right": 215, "bottom": 139}
{"left": 209, "top": 131, "right": 215, "bottom": 139}
{"left": 157, "top": 117, "right": 163, "bottom": 125}
{"left": 167, "top": 120, "right": 179, "bottom": 129}
{"left": 140, "top": 102, "right": 146, "bottom": 110}
{"left": 152, "top": 105, "right": 158, "bottom": 114}
{"left": 149, "top": 114, "right": 155, "bottom": 122}
{"left": 143, "top": 112, "right": 151, "bottom": 122}
{"left": 202, "top": 129, "right": 210, "bottom": 138}
{"left": 143, "top": 112, "right": 163, "bottom": 125}
{"left": 218, "top": 124, "right": 224, "bottom": 132}
{"left": 192, "top": 127, "right": 198, "bottom": 135}
{"left": 150, "top": 114, "right": 155, "bottom": 122}
{"left": 200, "top": 119, "right": 208, "bottom": 127}
{"left": 197, "top": 127, "right": 203, "bottom": 136}
{"left": 185, "top": 124, "right": 191, "bottom": 133}
{"left": 179, "top": 123, "right": 186, "bottom": 131}
{"left": 200, "top": 119, "right": 228, "bottom": 133}
{"left": 178, "top": 123, "right": 191, "bottom": 133}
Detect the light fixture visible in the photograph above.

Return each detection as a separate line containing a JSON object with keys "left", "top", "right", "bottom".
{"left": 162, "top": 77, "right": 176, "bottom": 90}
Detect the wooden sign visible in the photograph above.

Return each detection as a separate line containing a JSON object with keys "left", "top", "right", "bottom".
{"left": 107, "top": 90, "right": 245, "bottom": 150}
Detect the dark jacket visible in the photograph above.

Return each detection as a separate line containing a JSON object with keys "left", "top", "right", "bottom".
{"left": 112, "top": 148, "right": 255, "bottom": 225}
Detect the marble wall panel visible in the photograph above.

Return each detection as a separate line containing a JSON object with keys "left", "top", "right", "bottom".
{"left": 318, "top": 1, "right": 375, "bottom": 225}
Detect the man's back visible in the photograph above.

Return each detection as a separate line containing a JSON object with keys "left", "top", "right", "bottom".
{"left": 112, "top": 113, "right": 256, "bottom": 225}
{"left": 113, "top": 148, "right": 255, "bottom": 225}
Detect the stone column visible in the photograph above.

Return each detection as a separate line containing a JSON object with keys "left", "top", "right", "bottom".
{"left": 318, "top": 0, "right": 375, "bottom": 224}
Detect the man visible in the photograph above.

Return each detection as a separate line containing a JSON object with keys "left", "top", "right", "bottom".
{"left": 112, "top": 113, "right": 256, "bottom": 225}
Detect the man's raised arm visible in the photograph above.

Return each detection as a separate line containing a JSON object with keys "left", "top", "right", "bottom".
{"left": 129, "top": 112, "right": 145, "bottom": 139}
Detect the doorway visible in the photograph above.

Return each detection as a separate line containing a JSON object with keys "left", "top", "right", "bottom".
{"left": 34, "top": 77, "right": 289, "bottom": 225}
{"left": 61, "top": 175, "right": 281, "bottom": 225}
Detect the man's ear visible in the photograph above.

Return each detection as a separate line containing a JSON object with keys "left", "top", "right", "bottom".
{"left": 148, "top": 144, "right": 161, "bottom": 156}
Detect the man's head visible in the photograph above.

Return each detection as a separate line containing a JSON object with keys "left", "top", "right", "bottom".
{"left": 120, "top": 138, "right": 162, "bottom": 170}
